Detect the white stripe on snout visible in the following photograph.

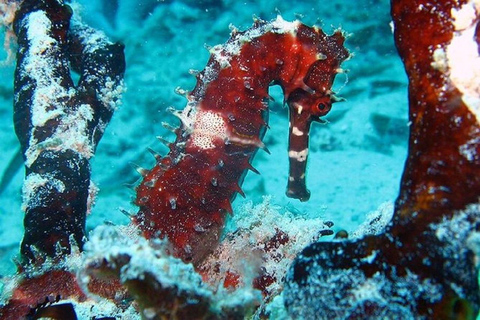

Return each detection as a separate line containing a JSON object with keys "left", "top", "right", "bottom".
{"left": 288, "top": 148, "right": 308, "bottom": 162}
{"left": 292, "top": 126, "right": 304, "bottom": 136}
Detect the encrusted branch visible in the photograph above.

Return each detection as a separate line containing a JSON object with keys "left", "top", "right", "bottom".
{"left": 13, "top": 0, "right": 125, "bottom": 263}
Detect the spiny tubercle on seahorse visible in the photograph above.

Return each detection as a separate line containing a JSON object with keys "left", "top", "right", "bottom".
{"left": 134, "top": 16, "right": 350, "bottom": 265}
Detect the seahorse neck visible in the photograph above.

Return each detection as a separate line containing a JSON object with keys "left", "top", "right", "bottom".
{"left": 191, "top": 17, "right": 302, "bottom": 107}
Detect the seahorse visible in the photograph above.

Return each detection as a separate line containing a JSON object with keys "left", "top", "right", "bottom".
{"left": 134, "top": 16, "right": 350, "bottom": 265}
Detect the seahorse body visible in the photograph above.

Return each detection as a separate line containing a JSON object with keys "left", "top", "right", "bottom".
{"left": 134, "top": 16, "right": 349, "bottom": 265}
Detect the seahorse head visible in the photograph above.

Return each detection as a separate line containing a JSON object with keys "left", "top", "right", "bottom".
{"left": 280, "top": 23, "right": 350, "bottom": 201}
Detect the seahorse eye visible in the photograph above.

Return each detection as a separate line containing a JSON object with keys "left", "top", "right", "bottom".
{"left": 314, "top": 101, "right": 331, "bottom": 117}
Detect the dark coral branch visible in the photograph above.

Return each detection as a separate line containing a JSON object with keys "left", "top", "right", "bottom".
{"left": 12, "top": 0, "right": 125, "bottom": 264}
{"left": 390, "top": 0, "right": 480, "bottom": 261}
{"left": 392, "top": 0, "right": 480, "bottom": 226}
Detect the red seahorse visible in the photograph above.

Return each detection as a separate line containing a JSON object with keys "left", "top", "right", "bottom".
{"left": 134, "top": 16, "right": 350, "bottom": 265}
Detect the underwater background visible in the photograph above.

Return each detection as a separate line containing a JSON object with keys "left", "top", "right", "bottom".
{"left": 0, "top": 0, "right": 408, "bottom": 309}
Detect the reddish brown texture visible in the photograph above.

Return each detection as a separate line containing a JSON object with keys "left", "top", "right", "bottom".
{"left": 135, "top": 18, "right": 349, "bottom": 266}
{"left": 135, "top": 150, "right": 233, "bottom": 265}
{"left": 264, "top": 228, "right": 290, "bottom": 253}
{"left": 389, "top": 2, "right": 480, "bottom": 315}
{"left": 223, "top": 271, "right": 241, "bottom": 289}
{"left": 391, "top": 0, "right": 480, "bottom": 225}
{"left": 0, "top": 270, "right": 86, "bottom": 320}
